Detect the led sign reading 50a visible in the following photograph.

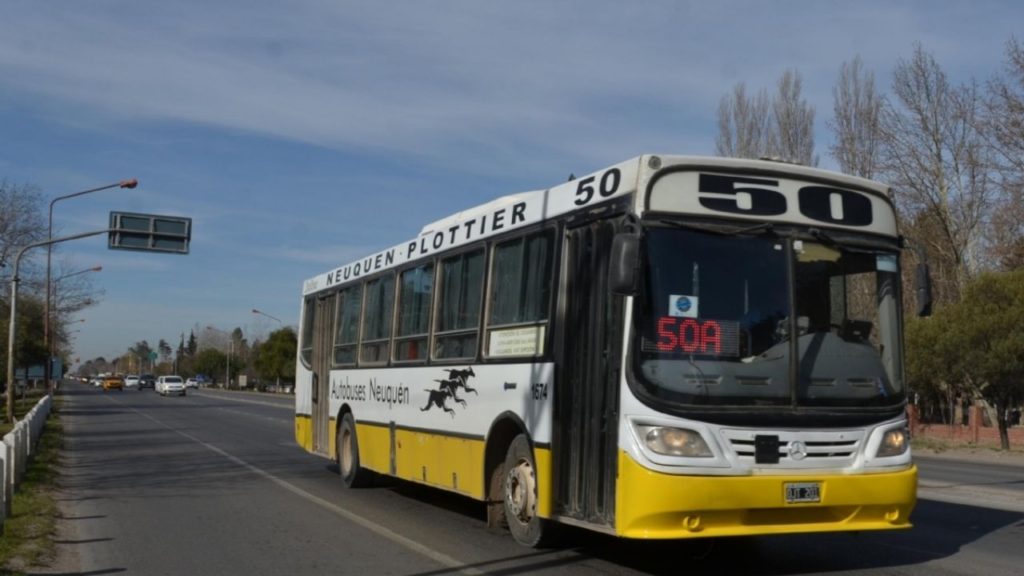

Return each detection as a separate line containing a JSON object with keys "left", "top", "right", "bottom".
{"left": 656, "top": 317, "right": 740, "bottom": 356}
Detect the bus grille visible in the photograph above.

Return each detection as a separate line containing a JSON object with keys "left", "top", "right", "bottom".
{"left": 720, "top": 429, "right": 863, "bottom": 467}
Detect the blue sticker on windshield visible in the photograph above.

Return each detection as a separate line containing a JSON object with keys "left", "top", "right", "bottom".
{"left": 669, "top": 295, "right": 699, "bottom": 318}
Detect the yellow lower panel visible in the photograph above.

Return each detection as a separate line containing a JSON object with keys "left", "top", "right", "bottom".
{"left": 295, "top": 415, "right": 312, "bottom": 452}
{"left": 616, "top": 451, "right": 917, "bottom": 539}
{"left": 356, "top": 422, "right": 392, "bottom": 473}
{"left": 393, "top": 429, "right": 486, "bottom": 499}
{"left": 534, "top": 446, "right": 552, "bottom": 518}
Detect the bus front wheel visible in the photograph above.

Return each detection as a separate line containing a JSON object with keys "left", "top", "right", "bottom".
{"left": 503, "top": 434, "right": 550, "bottom": 547}
{"left": 338, "top": 413, "right": 372, "bottom": 488}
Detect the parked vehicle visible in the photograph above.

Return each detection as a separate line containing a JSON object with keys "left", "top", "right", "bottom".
{"left": 138, "top": 374, "right": 157, "bottom": 390}
{"left": 102, "top": 376, "right": 124, "bottom": 391}
{"left": 124, "top": 374, "right": 140, "bottom": 389}
{"left": 156, "top": 375, "right": 186, "bottom": 396}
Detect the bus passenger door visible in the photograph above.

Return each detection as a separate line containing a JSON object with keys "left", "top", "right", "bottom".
{"left": 554, "top": 218, "right": 622, "bottom": 527}
{"left": 311, "top": 294, "right": 335, "bottom": 456}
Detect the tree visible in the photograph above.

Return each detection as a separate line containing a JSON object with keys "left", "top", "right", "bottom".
{"left": 128, "top": 340, "right": 154, "bottom": 373}
{"left": 948, "top": 271, "right": 1024, "bottom": 449}
{"left": 716, "top": 83, "right": 773, "bottom": 160}
{"left": 878, "top": 44, "right": 994, "bottom": 306}
{"left": 253, "top": 328, "right": 297, "bottom": 388}
{"left": 158, "top": 339, "right": 173, "bottom": 365}
{"left": 716, "top": 69, "right": 817, "bottom": 165}
{"left": 829, "top": 56, "right": 884, "bottom": 179}
{"left": 983, "top": 38, "right": 1024, "bottom": 270}
{"left": 193, "top": 348, "right": 227, "bottom": 384}
{"left": 0, "top": 181, "right": 45, "bottom": 273}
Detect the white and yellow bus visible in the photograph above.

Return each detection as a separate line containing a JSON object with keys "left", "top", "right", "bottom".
{"left": 295, "top": 155, "right": 926, "bottom": 546}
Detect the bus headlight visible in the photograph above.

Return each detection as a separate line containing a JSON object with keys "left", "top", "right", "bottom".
{"left": 638, "top": 425, "right": 713, "bottom": 458}
{"left": 876, "top": 427, "right": 908, "bottom": 458}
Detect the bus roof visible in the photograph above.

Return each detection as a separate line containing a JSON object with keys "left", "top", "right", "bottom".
{"left": 302, "top": 155, "right": 894, "bottom": 296}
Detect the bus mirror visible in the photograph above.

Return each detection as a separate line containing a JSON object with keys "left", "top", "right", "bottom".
{"left": 915, "top": 262, "right": 932, "bottom": 317}
{"left": 609, "top": 233, "right": 639, "bottom": 295}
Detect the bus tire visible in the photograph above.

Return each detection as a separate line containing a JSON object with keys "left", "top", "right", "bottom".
{"left": 338, "top": 413, "right": 372, "bottom": 488}
{"left": 503, "top": 434, "right": 551, "bottom": 547}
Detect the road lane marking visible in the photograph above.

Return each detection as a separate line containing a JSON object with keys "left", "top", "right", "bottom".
{"left": 127, "top": 404, "right": 484, "bottom": 575}
{"left": 192, "top": 390, "right": 293, "bottom": 410}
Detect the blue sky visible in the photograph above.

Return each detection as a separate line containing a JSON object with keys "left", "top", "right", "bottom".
{"left": 1, "top": 1, "right": 1021, "bottom": 365}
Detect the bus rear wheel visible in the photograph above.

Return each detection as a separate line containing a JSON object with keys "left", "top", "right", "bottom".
{"left": 503, "top": 434, "right": 551, "bottom": 547}
{"left": 337, "top": 413, "right": 372, "bottom": 488}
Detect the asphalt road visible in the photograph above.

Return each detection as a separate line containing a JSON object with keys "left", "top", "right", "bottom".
{"left": 37, "top": 383, "right": 1024, "bottom": 575}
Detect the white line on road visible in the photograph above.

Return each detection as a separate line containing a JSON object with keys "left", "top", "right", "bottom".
{"left": 125, "top": 402, "right": 485, "bottom": 575}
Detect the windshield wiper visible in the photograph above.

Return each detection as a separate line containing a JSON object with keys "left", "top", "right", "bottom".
{"left": 808, "top": 227, "right": 841, "bottom": 247}
{"left": 660, "top": 220, "right": 776, "bottom": 237}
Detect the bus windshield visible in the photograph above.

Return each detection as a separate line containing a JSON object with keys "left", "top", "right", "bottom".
{"left": 634, "top": 225, "right": 904, "bottom": 410}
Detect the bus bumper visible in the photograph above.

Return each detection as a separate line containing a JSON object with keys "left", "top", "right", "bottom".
{"left": 615, "top": 450, "right": 916, "bottom": 539}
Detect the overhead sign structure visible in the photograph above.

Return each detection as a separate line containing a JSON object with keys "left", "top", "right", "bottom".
{"left": 108, "top": 211, "right": 192, "bottom": 254}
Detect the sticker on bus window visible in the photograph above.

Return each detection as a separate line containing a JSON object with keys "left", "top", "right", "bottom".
{"left": 669, "top": 295, "right": 699, "bottom": 318}
{"left": 876, "top": 254, "right": 898, "bottom": 273}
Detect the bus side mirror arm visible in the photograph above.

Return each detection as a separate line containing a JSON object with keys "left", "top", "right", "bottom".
{"left": 915, "top": 262, "right": 932, "bottom": 317}
{"left": 609, "top": 233, "right": 640, "bottom": 295}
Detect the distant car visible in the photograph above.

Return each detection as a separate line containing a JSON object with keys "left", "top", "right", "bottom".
{"left": 156, "top": 375, "right": 186, "bottom": 396}
{"left": 124, "top": 374, "right": 140, "bottom": 389}
{"left": 91, "top": 377, "right": 103, "bottom": 387}
{"left": 102, "top": 376, "right": 124, "bottom": 391}
{"left": 138, "top": 374, "right": 156, "bottom": 390}
{"left": 185, "top": 377, "right": 201, "bottom": 389}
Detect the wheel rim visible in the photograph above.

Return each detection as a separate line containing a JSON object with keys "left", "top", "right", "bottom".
{"left": 340, "top": 426, "right": 353, "bottom": 477}
{"left": 505, "top": 457, "right": 536, "bottom": 525}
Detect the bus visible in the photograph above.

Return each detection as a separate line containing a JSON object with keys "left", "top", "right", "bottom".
{"left": 295, "top": 154, "right": 929, "bottom": 546}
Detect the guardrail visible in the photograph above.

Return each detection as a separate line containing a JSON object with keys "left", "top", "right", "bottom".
{"left": 0, "top": 394, "right": 52, "bottom": 531}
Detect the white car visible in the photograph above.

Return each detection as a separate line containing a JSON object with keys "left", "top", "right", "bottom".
{"left": 185, "top": 378, "right": 201, "bottom": 389}
{"left": 124, "top": 374, "right": 140, "bottom": 389}
{"left": 156, "top": 375, "right": 186, "bottom": 396}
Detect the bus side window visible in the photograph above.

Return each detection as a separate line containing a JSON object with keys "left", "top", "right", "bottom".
{"left": 395, "top": 262, "right": 434, "bottom": 362}
{"left": 434, "top": 248, "right": 485, "bottom": 360}
{"left": 300, "top": 296, "right": 316, "bottom": 368}
{"left": 333, "top": 284, "right": 362, "bottom": 366}
{"left": 486, "top": 230, "right": 554, "bottom": 356}
{"left": 360, "top": 274, "right": 395, "bottom": 364}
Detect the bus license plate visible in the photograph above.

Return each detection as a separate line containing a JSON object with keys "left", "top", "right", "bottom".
{"left": 785, "top": 482, "right": 821, "bottom": 504}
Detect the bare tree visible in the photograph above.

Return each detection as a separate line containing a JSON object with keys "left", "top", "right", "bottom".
{"left": 716, "top": 83, "right": 774, "bottom": 159}
{"left": 878, "top": 44, "right": 994, "bottom": 304}
{"left": 0, "top": 180, "right": 46, "bottom": 276}
{"left": 773, "top": 70, "right": 817, "bottom": 166}
{"left": 983, "top": 38, "right": 1024, "bottom": 270}
{"left": 716, "top": 70, "right": 817, "bottom": 165}
{"left": 829, "top": 56, "right": 884, "bottom": 178}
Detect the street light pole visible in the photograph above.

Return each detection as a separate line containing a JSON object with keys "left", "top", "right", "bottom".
{"left": 251, "top": 308, "right": 283, "bottom": 325}
{"left": 45, "top": 179, "right": 137, "bottom": 389}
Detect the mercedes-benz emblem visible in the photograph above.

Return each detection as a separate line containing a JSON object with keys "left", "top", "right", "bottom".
{"left": 788, "top": 441, "right": 808, "bottom": 460}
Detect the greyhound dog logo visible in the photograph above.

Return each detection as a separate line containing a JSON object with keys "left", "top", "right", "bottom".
{"left": 421, "top": 367, "right": 477, "bottom": 417}
{"left": 444, "top": 367, "right": 477, "bottom": 396}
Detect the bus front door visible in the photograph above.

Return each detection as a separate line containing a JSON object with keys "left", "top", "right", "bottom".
{"left": 555, "top": 218, "right": 622, "bottom": 528}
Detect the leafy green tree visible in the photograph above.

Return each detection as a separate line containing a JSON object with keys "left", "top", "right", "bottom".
{"left": 253, "top": 328, "right": 296, "bottom": 388}
{"left": 193, "top": 348, "right": 226, "bottom": 384}
{"left": 907, "top": 270, "right": 1024, "bottom": 449}
{"left": 186, "top": 330, "right": 197, "bottom": 357}
{"left": 949, "top": 270, "right": 1024, "bottom": 449}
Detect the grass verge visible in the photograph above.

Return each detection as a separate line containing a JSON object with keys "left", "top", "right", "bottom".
{"left": 0, "top": 395, "right": 63, "bottom": 576}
